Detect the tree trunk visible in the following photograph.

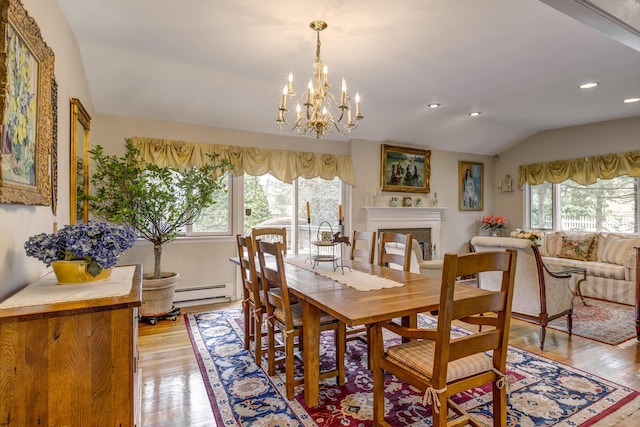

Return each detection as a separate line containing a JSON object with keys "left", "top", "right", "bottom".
{"left": 153, "top": 244, "right": 162, "bottom": 279}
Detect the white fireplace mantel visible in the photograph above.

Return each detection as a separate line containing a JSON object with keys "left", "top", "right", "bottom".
{"left": 362, "top": 207, "right": 447, "bottom": 255}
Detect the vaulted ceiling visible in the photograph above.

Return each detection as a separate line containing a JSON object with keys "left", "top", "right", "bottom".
{"left": 56, "top": 0, "right": 640, "bottom": 154}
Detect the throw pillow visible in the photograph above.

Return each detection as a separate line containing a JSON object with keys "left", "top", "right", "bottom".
{"left": 601, "top": 237, "right": 640, "bottom": 265}
{"left": 557, "top": 235, "right": 596, "bottom": 261}
{"left": 543, "top": 232, "right": 563, "bottom": 257}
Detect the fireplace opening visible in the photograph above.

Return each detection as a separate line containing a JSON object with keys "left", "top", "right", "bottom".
{"left": 378, "top": 228, "right": 436, "bottom": 260}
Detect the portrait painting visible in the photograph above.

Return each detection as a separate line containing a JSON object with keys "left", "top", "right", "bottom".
{"left": 380, "top": 144, "right": 431, "bottom": 193}
{"left": 458, "top": 161, "right": 483, "bottom": 211}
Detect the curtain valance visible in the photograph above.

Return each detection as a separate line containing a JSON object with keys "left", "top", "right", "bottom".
{"left": 518, "top": 150, "right": 640, "bottom": 186}
{"left": 131, "top": 137, "right": 356, "bottom": 186}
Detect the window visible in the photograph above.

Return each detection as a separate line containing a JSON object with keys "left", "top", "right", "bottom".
{"left": 181, "top": 172, "right": 344, "bottom": 246}
{"left": 186, "top": 173, "right": 232, "bottom": 235}
{"left": 244, "top": 174, "right": 343, "bottom": 253}
{"left": 528, "top": 176, "right": 638, "bottom": 233}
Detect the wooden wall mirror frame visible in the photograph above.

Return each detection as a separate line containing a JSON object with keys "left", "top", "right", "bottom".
{"left": 69, "top": 98, "right": 91, "bottom": 224}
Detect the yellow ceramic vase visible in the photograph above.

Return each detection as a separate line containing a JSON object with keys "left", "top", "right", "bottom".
{"left": 51, "top": 260, "right": 113, "bottom": 285}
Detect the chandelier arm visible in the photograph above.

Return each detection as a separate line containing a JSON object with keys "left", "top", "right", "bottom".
{"left": 276, "top": 20, "right": 361, "bottom": 139}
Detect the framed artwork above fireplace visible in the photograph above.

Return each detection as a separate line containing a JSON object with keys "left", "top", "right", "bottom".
{"left": 381, "top": 144, "right": 430, "bottom": 193}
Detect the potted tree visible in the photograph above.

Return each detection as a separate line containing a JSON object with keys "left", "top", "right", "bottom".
{"left": 89, "top": 139, "right": 231, "bottom": 321}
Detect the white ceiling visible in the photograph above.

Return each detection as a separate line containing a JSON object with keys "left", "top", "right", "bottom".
{"left": 55, "top": 0, "right": 640, "bottom": 155}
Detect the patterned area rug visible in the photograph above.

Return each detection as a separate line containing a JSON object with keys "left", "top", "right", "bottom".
{"left": 185, "top": 307, "right": 640, "bottom": 426}
{"left": 548, "top": 298, "right": 637, "bottom": 346}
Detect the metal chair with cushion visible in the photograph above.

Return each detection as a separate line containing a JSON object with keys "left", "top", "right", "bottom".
{"left": 256, "top": 240, "right": 346, "bottom": 400}
{"left": 371, "top": 249, "right": 517, "bottom": 427}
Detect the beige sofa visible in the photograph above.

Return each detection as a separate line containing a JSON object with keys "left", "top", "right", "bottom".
{"left": 470, "top": 236, "right": 574, "bottom": 349}
{"left": 535, "top": 231, "right": 640, "bottom": 306}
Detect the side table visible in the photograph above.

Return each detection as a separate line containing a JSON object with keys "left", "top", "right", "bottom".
{"left": 556, "top": 267, "right": 588, "bottom": 306}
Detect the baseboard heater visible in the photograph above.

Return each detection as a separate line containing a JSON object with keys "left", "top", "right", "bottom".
{"left": 174, "top": 284, "right": 232, "bottom": 307}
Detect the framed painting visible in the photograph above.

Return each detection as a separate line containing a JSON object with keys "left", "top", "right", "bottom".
{"left": 0, "top": 0, "right": 55, "bottom": 205}
{"left": 380, "top": 144, "right": 431, "bottom": 193}
{"left": 458, "top": 161, "right": 483, "bottom": 211}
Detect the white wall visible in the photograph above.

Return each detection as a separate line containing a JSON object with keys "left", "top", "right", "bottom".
{"left": 495, "top": 115, "right": 640, "bottom": 231}
{"left": 0, "top": 0, "right": 92, "bottom": 300}
{"left": 350, "top": 139, "right": 494, "bottom": 255}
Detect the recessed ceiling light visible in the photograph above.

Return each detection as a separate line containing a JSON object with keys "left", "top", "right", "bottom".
{"left": 427, "top": 103, "right": 441, "bottom": 109}
{"left": 624, "top": 97, "right": 640, "bottom": 103}
{"left": 579, "top": 82, "right": 599, "bottom": 89}
{"left": 469, "top": 112, "right": 481, "bottom": 117}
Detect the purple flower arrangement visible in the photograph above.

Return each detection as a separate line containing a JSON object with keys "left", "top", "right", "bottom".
{"left": 24, "top": 221, "right": 137, "bottom": 276}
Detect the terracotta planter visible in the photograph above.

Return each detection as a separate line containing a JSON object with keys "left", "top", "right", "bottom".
{"left": 141, "top": 272, "right": 179, "bottom": 317}
{"left": 51, "top": 260, "right": 113, "bottom": 285}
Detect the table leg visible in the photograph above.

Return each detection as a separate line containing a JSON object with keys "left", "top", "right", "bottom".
{"left": 574, "top": 271, "right": 588, "bottom": 306}
{"left": 302, "top": 300, "right": 320, "bottom": 407}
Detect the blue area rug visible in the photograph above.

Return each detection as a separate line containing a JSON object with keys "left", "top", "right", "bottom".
{"left": 185, "top": 307, "right": 640, "bottom": 426}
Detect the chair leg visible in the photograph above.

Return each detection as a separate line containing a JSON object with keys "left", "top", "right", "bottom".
{"left": 567, "top": 309, "right": 573, "bottom": 337}
{"left": 254, "top": 311, "right": 262, "bottom": 367}
{"left": 242, "top": 301, "right": 251, "bottom": 351}
{"left": 267, "top": 318, "right": 276, "bottom": 376}
{"left": 492, "top": 379, "right": 508, "bottom": 427}
{"left": 432, "top": 394, "right": 448, "bottom": 427}
{"left": 285, "top": 331, "right": 296, "bottom": 400}
{"left": 540, "top": 325, "right": 546, "bottom": 351}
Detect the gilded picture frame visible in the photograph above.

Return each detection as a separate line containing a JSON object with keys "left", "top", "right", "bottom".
{"left": 380, "top": 144, "right": 431, "bottom": 193}
{"left": 458, "top": 161, "right": 484, "bottom": 211}
{"left": 0, "top": 0, "right": 55, "bottom": 205}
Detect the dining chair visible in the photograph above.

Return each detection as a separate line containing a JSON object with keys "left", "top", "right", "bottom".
{"left": 378, "top": 232, "right": 413, "bottom": 272}
{"left": 346, "top": 230, "right": 377, "bottom": 343}
{"left": 251, "top": 227, "right": 288, "bottom": 254}
{"left": 350, "top": 230, "right": 376, "bottom": 264}
{"left": 256, "top": 240, "right": 346, "bottom": 400}
{"left": 236, "top": 234, "right": 266, "bottom": 367}
{"left": 371, "top": 249, "right": 517, "bottom": 427}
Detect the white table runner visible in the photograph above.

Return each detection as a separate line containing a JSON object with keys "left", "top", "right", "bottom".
{"left": 0, "top": 265, "right": 136, "bottom": 309}
{"left": 285, "top": 257, "right": 404, "bottom": 291}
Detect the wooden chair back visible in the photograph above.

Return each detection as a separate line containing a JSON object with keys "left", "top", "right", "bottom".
{"left": 251, "top": 227, "right": 288, "bottom": 254}
{"left": 350, "top": 230, "right": 376, "bottom": 264}
{"left": 432, "top": 249, "right": 517, "bottom": 386}
{"left": 256, "top": 240, "right": 294, "bottom": 330}
{"left": 378, "top": 232, "right": 413, "bottom": 272}
{"left": 236, "top": 234, "right": 260, "bottom": 307}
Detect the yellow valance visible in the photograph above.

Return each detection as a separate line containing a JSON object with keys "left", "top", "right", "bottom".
{"left": 518, "top": 150, "right": 640, "bottom": 186}
{"left": 131, "top": 137, "right": 356, "bottom": 186}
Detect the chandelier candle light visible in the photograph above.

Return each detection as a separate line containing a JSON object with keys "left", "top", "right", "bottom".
{"left": 277, "top": 20, "right": 363, "bottom": 139}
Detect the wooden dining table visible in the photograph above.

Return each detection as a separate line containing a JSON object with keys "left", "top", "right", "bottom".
{"left": 233, "top": 254, "right": 494, "bottom": 407}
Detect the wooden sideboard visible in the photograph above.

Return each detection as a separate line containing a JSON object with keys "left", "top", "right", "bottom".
{"left": 0, "top": 264, "right": 142, "bottom": 426}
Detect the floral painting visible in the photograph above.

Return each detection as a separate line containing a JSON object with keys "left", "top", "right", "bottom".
{"left": 1, "top": 23, "right": 38, "bottom": 186}
{"left": 0, "top": 0, "right": 55, "bottom": 205}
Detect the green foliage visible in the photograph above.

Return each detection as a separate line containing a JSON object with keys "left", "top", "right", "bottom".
{"left": 89, "top": 139, "right": 232, "bottom": 279}
{"left": 243, "top": 175, "right": 271, "bottom": 231}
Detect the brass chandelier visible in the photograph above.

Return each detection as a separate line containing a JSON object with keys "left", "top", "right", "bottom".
{"left": 276, "top": 20, "right": 363, "bottom": 139}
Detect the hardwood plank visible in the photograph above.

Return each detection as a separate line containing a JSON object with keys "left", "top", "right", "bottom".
{"left": 139, "top": 300, "right": 640, "bottom": 425}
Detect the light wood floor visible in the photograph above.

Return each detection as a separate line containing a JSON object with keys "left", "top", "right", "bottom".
{"left": 138, "top": 301, "right": 640, "bottom": 426}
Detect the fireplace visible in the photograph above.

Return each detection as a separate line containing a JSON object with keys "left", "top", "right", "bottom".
{"left": 378, "top": 228, "right": 434, "bottom": 260}
{"left": 363, "top": 207, "right": 445, "bottom": 260}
